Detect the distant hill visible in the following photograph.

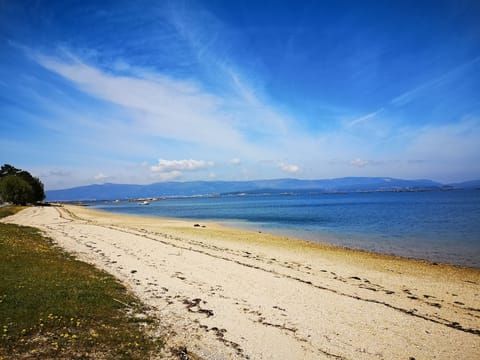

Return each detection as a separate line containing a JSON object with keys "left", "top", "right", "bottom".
{"left": 45, "top": 177, "right": 458, "bottom": 201}
{"left": 448, "top": 180, "right": 480, "bottom": 189}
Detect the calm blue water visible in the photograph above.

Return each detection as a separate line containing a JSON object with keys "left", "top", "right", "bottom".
{"left": 88, "top": 190, "right": 480, "bottom": 268}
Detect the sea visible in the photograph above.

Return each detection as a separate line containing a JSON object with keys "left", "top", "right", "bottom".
{"left": 87, "top": 190, "right": 480, "bottom": 268}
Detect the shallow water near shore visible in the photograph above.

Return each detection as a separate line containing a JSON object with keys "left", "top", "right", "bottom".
{"left": 89, "top": 190, "right": 480, "bottom": 268}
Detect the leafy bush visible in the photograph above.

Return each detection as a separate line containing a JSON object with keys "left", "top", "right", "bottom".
{"left": 0, "top": 176, "right": 33, "bottom": 205}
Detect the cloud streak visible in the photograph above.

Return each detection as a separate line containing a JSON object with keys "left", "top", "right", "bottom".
{"left": 390, "top": 56, "right": 480, "bottom": 107}
{"left": 36, "top": 55, "right": 242, "bottom": 146}
{"left": 32, "top": 51, "right": 295, "bottom": 164}
{"left": 347, "top": 108, "right": 384, "bottom": 127}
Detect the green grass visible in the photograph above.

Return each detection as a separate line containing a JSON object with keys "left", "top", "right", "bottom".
{"left": 0, "top": 207, "right": 163, "bottom": 359}
{"left": 0, "top": 205, "right": 25, "bottom": 219}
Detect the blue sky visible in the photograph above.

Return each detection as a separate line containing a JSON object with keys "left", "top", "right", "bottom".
{"left": 1, "top": 0, "right": 479, "bottom": 189}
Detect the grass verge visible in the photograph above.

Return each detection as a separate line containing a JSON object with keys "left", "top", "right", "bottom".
{"left": 0, "top": 205, "right": 26, "bottom": 219}
{"left": 0, "top": 206, "right": 163, "bottom": 359}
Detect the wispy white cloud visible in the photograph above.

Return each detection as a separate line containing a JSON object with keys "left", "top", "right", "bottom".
{"left": 405, "top": 118, "right": 480, "bottom": 162}
{"left": 229, "top": 158, "right": 241, "bottom": 165}
{"left": 278, "top": 162, "right": 300, "bottom": 174}
{"left": 48, "top": 170, "right": 71, "bottom": 177}
{"left": 152, "top": 170, "right": 182, "bottom": 182}
{"left": 347, "top": 108, "right": 384, "bottom": 127}
{"left": 32, "top": 51, "right": 294, "bottom": 164}
{"left": 149, "top": 159, "right": 215, "bottom": 182}
{"left": 166, "top": 3, "right": 292, "bottom": 138}
{"left": 93, "top": 172, "right": 109, "bottom": 181}
{"left": 350, "top": 158, "right": 369, "bottom": 168}
{"left": 35, "top": 55, "right": 242, "bottom": 145}
{"left": 391, "top": 56, "right": 480, "bottom": 107}
{"left": 150, "top": 159, "right": 214, "bottom": 172}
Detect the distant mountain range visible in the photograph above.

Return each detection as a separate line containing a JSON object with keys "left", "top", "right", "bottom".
{"left": 45, "top": 177, "right": 480, "bottom": 201}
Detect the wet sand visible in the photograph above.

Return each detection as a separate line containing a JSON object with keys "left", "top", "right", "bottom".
{"left": 3, "top": 205, "right": 479, "bottom": 359}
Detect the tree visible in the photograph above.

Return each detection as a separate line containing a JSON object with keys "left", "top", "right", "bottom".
{"left": 0, "top": 175, "right": 34, "bottom": 205}
{"left": 0, "top": 164, "right": 45, "bottom": 204}
{"left": 17, "top": 171, "right": 45, "bottom": 202}
{"left": 0, "top": 164, "right": 21, "bottom": 177}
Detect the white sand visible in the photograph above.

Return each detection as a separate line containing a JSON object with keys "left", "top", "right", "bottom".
{"left": 3, "top": 205, "right": 479, "bottom": 359}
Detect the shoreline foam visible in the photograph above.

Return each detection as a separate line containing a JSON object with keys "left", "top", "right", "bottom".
{"left": 3, "top": 205, "right": 479, "bottom": 359}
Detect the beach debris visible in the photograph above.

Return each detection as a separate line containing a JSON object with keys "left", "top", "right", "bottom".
{"left": 171, "top": 346, "right": 191, "bottom": 360}
{"left": 183, "top": 298, "right": 214, "bottom": 317}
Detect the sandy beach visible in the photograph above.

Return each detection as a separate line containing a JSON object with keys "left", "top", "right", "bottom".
{"left": 3, "top": 205, "right": 479, "bottom": 359}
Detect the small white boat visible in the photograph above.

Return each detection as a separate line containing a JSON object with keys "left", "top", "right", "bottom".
{"left": 138, "top": 201, "right": 150, "bottom": 205}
